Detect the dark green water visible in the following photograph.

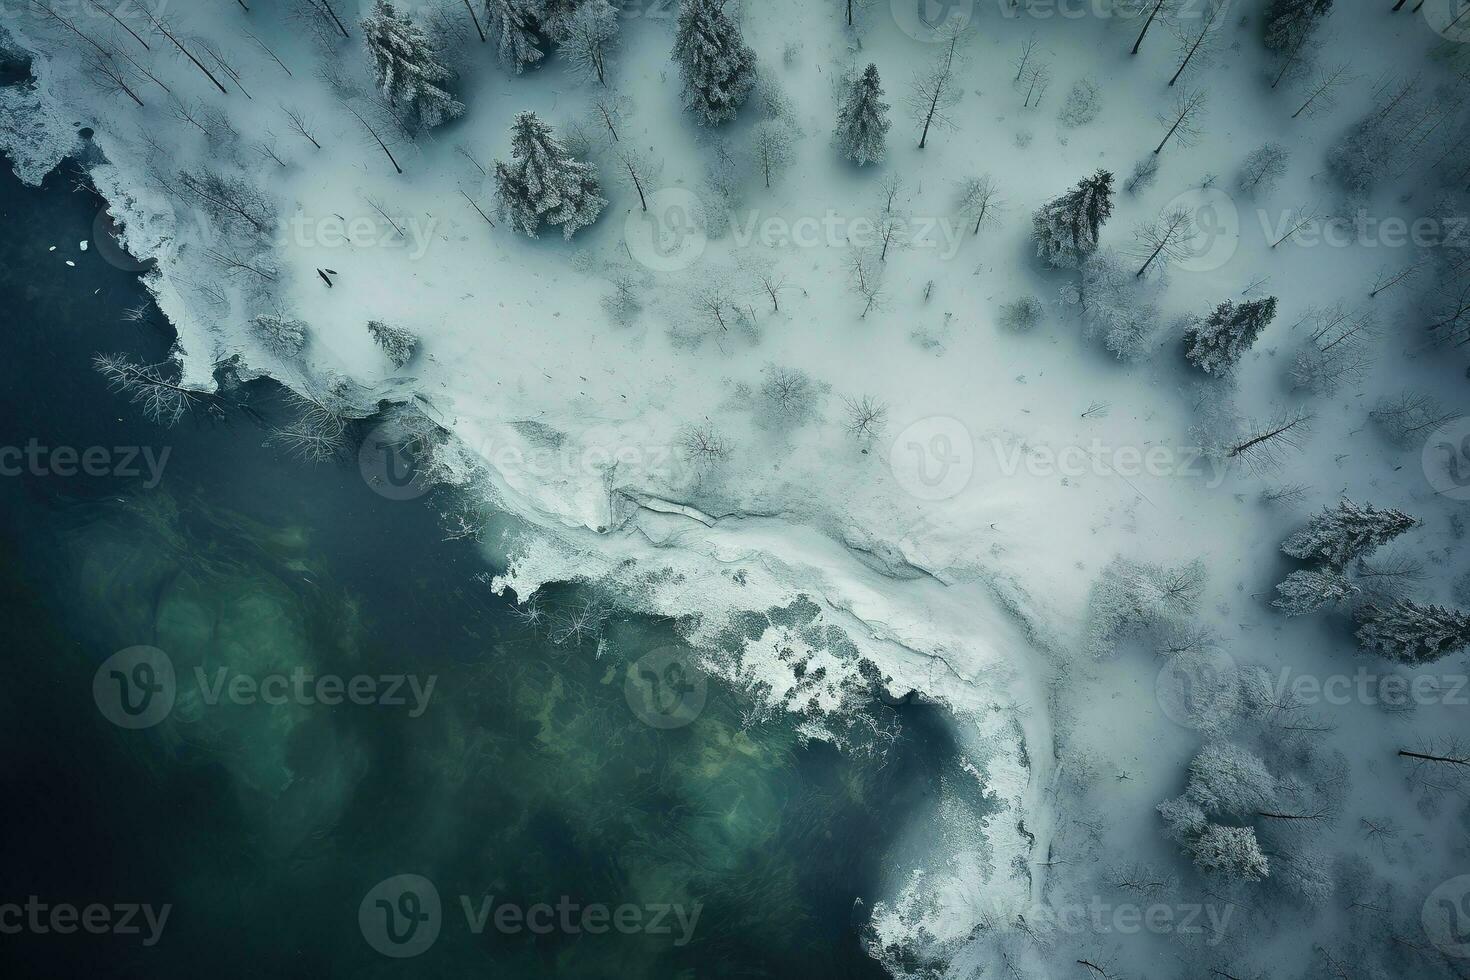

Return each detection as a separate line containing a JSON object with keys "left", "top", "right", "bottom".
{"left": 0, "top": 160, "right": 971, "bottom": 978}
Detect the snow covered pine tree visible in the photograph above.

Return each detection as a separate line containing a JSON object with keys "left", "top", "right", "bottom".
{"left": 1281, "top": 500, "right": 1417, "bottom": 568}
{"left": 1355, "top": 599, "right": 1470, "bottom": 665}
{"left": 834, "top": 63, "right": 891, "bottom": 166}
{"left": 494, "top": 111, "right": 607, "bottom": 239}
{"left": 1183, "top": 297, "right": 1278, "bottom": 376}
{"left": 362, "top": 0, "right": 464, "bottom": 129}
{"left": 485, "top": 0, "right": 547, "bottom": 73}
{"left": 673, "top": 0, "right": 758, "bottom": 125}
{"left": 367, "top": 320, "right": 419, "bottom": 368}
{"left": 1033, "top": 169, "right": 1114, "bottom": 268}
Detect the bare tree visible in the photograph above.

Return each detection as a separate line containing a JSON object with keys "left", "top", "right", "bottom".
{"left": 955, "top": 174, "right": 1002, "bottom": 234}
{"left": 907, "top": 32, "right": 962, "bottom": 149}
{"left": 245, "top": 29, "right": 292, "bottom": 75}
{"left": 268, "top": 389, "right": 352, "bottom": 463}
{"left": 345, "top": 101, "right": 404, "bottom": 174}
{"left": 1269, "top": 200, "right": 1323, "bottom": 247}
{"left": 1398, "top": 739, "right": 1470, "bottom": 801}
{"left": 1293, "top": 62, "right": 1355, "bottom": 120}
{"left": 1012, "top": 32, "right": 1041, "bottom": 82}
{"left": 127, "top": 3, "right": 231, "bottom": 94}
{"left": 1126, "top": 0, "right": 1176, "bottom": 55}
{"left": 1131, "top": 206, "right": 1195, "bottom": 277}
{"left": 1370, "top": 391, "right": 1461, "bottom": 445}
{"left": 1427, "top": 274, "right": 1470, "bottom": 345}
{"left": 177, "top": 168, "right": 274, "bottom": 236}
{"left": 842, "top": 394, "right": 888, "bottom": 444}
{"left": 1237, "top": 142, "right": 1289, "bottom": 196}
{"left": 84, "top": 50, "right": 146, "bottom": 107}
{"left": 281, "top": 103, "right": 323, "bottom": 149}
{"left": 1225, "top": 407, "right": 1315, "bottom": 474}
{"left": 751, "top": 120, "right": 796, "bottom": 188}
{"left": 1154, "top": 88, "right": 1208, "bottom": 154}
{"left": 1167, "top": 0, "right": 1229, "bottom": 87}
{"left": 93, "top": 352, "right": 210, "bottom": 426}
{"left": 1020, "top": 61, "right": 1052, "bottom": 109}
{"left": 680, "top": 421, "right": 732, "bottom": 466}
{"left": 615, "top": 145, "right": 661, "bottom": 212}
{"left": 1369, "top": 261, "right": 1420, "bottom": 298}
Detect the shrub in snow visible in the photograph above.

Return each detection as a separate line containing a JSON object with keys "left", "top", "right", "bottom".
{"left": 1183, "top": 297, "right": 1278, "bottom": 377}
{"left": 494, "top": 111, "right": 606, "bottom": 239}
{"left": 1074, "top": 252, "right": 1157, "bottom": 362}
{"left": 998, "top": 296, "right": 1043, "bottom": 332}
{"left": 1355, "top": 599, "right": 1470, "bottom": 665}
{"left": 361, "top": 1, "right": 464, "bottom": 130}
{"left": 251, "top": 314, "right": 308, "bottom": 358}
{"left": 834, "top": 63, "right": 890, "bottom": 166}
{"left": 673, "top": 0, "right": 757, "bottom": 125}
{"left": 1033, "top": 169, "right": 1114, "bottom": 268}
{"left": 367, "top": 319, "right": 417, "bottom": 367}
{"left": 1273, "top": 569, "right": 1357, "bottom": 616}
{"left": 1281, "top": 500, "right": 1417, "bottom": 568}
{"left": 1056, "top": 76, "right": 1101, "bottom": 128}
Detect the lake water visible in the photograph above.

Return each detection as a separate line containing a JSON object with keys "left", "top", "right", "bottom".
{"left": 0, "top": 157, "right": 974, "bottom": 978}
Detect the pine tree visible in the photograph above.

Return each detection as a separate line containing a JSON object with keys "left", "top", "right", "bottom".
{"left": 486, "top": 0, "right": 546, "bottom": 73}
{"left": 362, "top": 1, "right": 464, "bottom": 129}
{"left": 493, "top": 111, "right": 607, "bottom": 239}
{"left": 1032, "top": 169, "right": 1114, "bottom": 268}
{"left": 834, "top": 63, "right": 891, "bottom": 166}
{"left": 1183, "top": 297, "right": 1278, "bottom": 376}
{"left": 1355, "top": 599, "right": 1470, "bottom": 665}
{"left": 1273, "top": 569, "right": 1357, "bottom": 616}
{"left": 368, "top": 319, "right": 418, "bottom": 367}
{"left": 1281, "top": 500, "right": 1418, "bottom": 568}
{"left": 673, "top": 0, "right": 758, "bottom": 126}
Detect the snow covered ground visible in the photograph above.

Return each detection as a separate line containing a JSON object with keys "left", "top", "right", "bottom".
{"left": 5, "top": 0, "right": 1470, "bottom": 976}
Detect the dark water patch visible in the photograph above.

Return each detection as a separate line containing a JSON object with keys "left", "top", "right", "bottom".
{"left": 0, "top": 160, "right": 969, "bottom": 979}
